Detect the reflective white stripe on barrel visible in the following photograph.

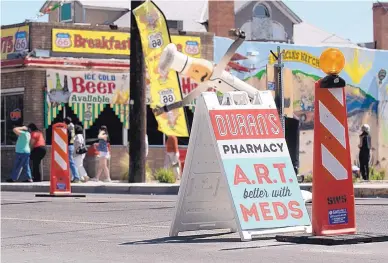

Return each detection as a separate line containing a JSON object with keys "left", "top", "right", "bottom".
{"left": 53, "top": 127, "right": 68, "bottom": 171}
{"left": 319, "top": 88, "right": 347, "bottom": 180}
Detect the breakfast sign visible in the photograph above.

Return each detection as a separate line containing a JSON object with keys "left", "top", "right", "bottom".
{"left": 51, "top": 28, "right": 201, "bottom": 57}
{"left": 45, "top": 69, "right": 129, "bottom": 105}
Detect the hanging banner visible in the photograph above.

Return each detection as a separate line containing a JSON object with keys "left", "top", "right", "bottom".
{"left": 45, "top": 69, "right": 129, "bottom": 129}
{"left": 133, "top": 1, "right": 189, "bottom": 137}
{"left": 46, "top": 69, "right": 129, "bottom": 105}
{"left": 1, "top": 25, "right": 29, "bottom": 60}
{"left": 44, "top": 99, "right": 63, "bottom": 128}
{"left": 145, "top": 35, "right": 201, "bottom": 109}
{"left": 173, "top": 35, "right": 201, "bottom": 108}
{"left": 69, "top": 103, "right": 107, "bottom": 129}
{"left": 110, "top": 104, "right": 130, "bottom": 129}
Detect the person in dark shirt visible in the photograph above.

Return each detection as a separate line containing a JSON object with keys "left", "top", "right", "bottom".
{"left": 358, "top": 124, "right": 371, "bottom": 181}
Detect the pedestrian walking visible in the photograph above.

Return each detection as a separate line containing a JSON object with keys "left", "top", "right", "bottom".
{"left": 6, "top": 125, "right": 32, "bottom": 182}
{"left": 359, "top": 124, "right": 372, "bottom": 181}
{"left": 92, "top": 125, "right": 111, "bottom": 182}
{"left": 64, "top": 117, "right": 81, "bottom": 183}
{"left": 164, "top": 135, "right": 180, "bottom": 180}
{"left": 27, "top": 123, "right": 46, "bottom": 182}
{"left": 74, "top": 125, "right": 89, "bottom": 182}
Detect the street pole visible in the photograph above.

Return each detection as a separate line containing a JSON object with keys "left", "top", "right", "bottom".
{"left": 272, "top": 46, "right": 285, "bottom": 133}
{"left": 129, "top": 0, "right": 146, "bottom": 183}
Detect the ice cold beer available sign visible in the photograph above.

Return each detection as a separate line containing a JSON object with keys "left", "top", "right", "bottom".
{"left": 46, "top": 70, "right": 130, "bottom": 105}
{"left": 209, "top": 109, "right": 311, "bottom": 230}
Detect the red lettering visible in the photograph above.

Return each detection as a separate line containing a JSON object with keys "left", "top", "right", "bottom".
{"left": 97, "top": 82, "right": 107, "bottom": 94}
{"left": 88, "top": 39, "right": 94, "bottom": 48}
{"left": 10, "top": 111, "right": 21, "bottom": 119}
{"left": 288, "top": 201, "right": 303, "bottom": 219}
{"left": 254, "top": 164, "right": 272, "bottom": 184}
{"left": 268, "top": 114, "right": 280, "bottom": 134}
{"left": 259, "top": 202, "right": 273, "bottom": 220}
{"left": 71, "top": 78, "right": 115, "bottom": 94}
{"left": 236, "top": 114, "right": 249, "bottom": 135}
{"left": 86, "top": 81, "right": 96, "bottom": 93}
{"left": 182, "top": 77, "right": 191, "bottom": 94}
{"left": 234, "top": 165, "right": 251, "bottom": 185}
{"left": 74, "top": 34, "right": 85, "bottom": 48}
{"left": 240, "top": 201, "right": 304, "bottom": 222}
{"left": 71, "top": 77, "right": 85, "bottom": 93}
{"left": 273, "top": 163, "right": 287, "bottom": 183}
{"left": 1, "top": 36, "right": 14, "bottom": 53}
{"left": 109, "top": 37, "right": 114, "bottom": 50}
{"left": 107, "top": 83, "right": 116, "bottom": 94}
{"left": 72, "top": 35, "right": 130, "bottom": 51}
{"left": 240, "top": 204, "right": 259, "bottom": 222}
{"left": 273, "top": 202, "right": 288, "bottom": 220}
{"left": 209, "top": 109, "right": 284, "bottom": 140}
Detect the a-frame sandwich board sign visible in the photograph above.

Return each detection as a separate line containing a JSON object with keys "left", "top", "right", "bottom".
{"left": 170, "top": 91, "right": 312, "bottom": 241}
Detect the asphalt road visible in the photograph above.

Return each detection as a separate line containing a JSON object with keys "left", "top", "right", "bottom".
{"left": 1, "top": 192, "right": 388, "bottom": 263}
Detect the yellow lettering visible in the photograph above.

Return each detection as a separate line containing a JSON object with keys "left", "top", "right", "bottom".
{"left": 267, "top": 49, "right": 319, "bottom": 68}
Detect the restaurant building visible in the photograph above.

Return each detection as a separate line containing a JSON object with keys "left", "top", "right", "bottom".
{"left": 1, "top": 22, "right": 213, "bottom": 180}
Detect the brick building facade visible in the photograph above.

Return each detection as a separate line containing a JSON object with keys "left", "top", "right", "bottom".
{"left": 373, "top": 2, "right": 388, "bottom": 50}
{"left": 1, "top": 22, "right": 213, "bottom": 181}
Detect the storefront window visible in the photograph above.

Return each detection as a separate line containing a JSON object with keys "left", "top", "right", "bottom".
{"left": 1, "top": 93, "right": 24, "bottom": 145}
{"left": 60, "top": 2, "right": 72, "bottom": 22}
{"left": 45, "top": 105, "right": 124, "bottom": 146}
{"left": 46, "top": 105, "right": 86, "bottom": 146}
{"left": 145, "top": 106, "right": 164, "bottom": 146}
{"left": 86, "top": 107, "right": 123, "bottom": 145}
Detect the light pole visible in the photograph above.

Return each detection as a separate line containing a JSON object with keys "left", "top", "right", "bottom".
{"left": 129, "top": 0, "right": 146, "bottom": 183}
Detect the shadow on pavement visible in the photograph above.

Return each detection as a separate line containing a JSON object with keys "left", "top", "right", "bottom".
{"left": 1, "top": 201, "right": 49, "bottom": 206}
{"left": 219, "top": 243, "right": 298, "bottom": 251}
{"left": 120, "top": 232, "right": 276, "bottom": 245}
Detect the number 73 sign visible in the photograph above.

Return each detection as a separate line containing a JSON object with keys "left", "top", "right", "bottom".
{"left": 1, "top": 25, "right": 29, "bottom": 60}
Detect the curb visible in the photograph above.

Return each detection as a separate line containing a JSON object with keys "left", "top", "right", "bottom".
{"left": 299, "top": 184, "right": 388, "bottom": 198}
{"left": 0, "top": 183, "right": 181, "bottom": 195}
{"left": 1, "top": 183, "right": 388, "bottom": 198}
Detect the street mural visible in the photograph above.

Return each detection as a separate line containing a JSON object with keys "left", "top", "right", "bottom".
{"left": 214, "top": 36, "right": 388, "bottom": 175}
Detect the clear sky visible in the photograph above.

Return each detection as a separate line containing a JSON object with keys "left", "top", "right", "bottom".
{"left": 0, "top": 0, "right": 376, "bottom": 43}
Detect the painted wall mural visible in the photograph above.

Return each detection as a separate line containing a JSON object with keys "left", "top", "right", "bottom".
{"left": 214, "top": 36, "right": 388, "bottom": 175}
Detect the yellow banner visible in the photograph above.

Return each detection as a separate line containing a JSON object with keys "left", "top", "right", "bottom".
{"left": 170, "top": 36, "right": 201, "bottom": 58}
{"left": 133, "top": 1, "right": 189, "bottom": 137}
{"left": 148, "top": 35, "right": 201, "bottom": 105}
{"left": 52, "top": 28, "right": 131, "bottom": 55}
{"left": 268, "top": 49, "right": 320, "bottom": 69}
{"left": 1, "top": 25, "right": 29, "bottom": 60}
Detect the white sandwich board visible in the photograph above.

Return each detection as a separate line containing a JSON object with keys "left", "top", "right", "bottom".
{"left": 170, "top": 91, "right": 312, "bottom": 241}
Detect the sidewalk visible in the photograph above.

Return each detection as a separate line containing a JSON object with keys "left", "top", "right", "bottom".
{"left": 1, "top": 181, "right": 388, "bottom": 197}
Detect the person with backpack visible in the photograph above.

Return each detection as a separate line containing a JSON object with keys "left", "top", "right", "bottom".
{"left": 64, "top": 117, "right": 81, "bottom": 183}
{"left": 74, "top": 124, "right": 89, "bottom": 182}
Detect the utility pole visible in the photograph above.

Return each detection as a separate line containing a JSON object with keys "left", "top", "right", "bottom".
{"left": 271, "top": 46, "right": 285, "bottom": 133}
{"left": 129, "top": 0, "right": 146, "bottom": 183}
